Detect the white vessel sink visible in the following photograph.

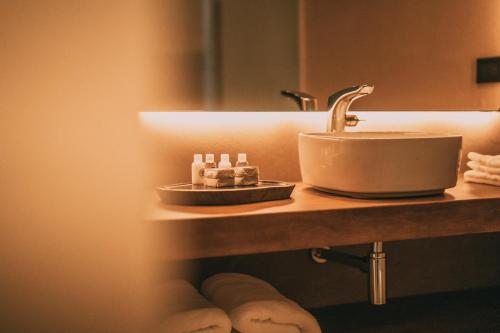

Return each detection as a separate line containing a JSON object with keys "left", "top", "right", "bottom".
{"left": 298, "top": 131, "right": 462, "bottom": 198}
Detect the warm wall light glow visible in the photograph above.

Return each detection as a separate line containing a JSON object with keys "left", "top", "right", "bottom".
{"left": 363, "top": 111, "right": 498, "bottom": 124}
{"left": 140, "top": 111, "right": 498, "bottom": 132}
{"left": 140, "top": 111, "right": 327, "bottom": 132}
{"left": 140, "top": 111, "right": 499, "bottom": 186}
{"left": 355, "top": 111, "right": 499, "bottom": 131}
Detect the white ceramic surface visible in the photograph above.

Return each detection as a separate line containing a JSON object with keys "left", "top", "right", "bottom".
{"left": 298, "top": 131, "right": 462, "bottom": 198}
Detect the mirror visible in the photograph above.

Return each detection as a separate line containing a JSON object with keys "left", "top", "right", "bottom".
{"left": 162, "top": 0, "right": 500, "bottom": 111}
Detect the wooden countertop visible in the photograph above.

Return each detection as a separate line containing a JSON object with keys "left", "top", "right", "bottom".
{"left": 149, "top": 179, "right": 500, "bottom": 261}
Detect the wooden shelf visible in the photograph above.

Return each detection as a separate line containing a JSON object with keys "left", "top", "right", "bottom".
{"left": 149, "top": 179, "right": 500, "bottom": 261}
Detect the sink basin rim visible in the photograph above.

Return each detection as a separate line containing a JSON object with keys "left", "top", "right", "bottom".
{"left": 299, "top": 131, "right": 462, "bottom": 141}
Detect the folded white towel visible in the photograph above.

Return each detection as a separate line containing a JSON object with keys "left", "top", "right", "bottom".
{"left": 160, "top": 280, "right": 232, "bottom": 333}
{"left": 467, "top": 161, "right": 500, "bottom": 175}
{"left": 201, "top": 273, "right": 321, "bottom": 333}
{"left": 464, "top": 170, "right": 500, "bottom": 187}
{"left": 468, "top": 152, "right": 500, "bottom": 168}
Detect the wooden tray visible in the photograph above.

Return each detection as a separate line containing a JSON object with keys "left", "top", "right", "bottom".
{"left": 156, "top": 180, "right": 295, "bottom": 205}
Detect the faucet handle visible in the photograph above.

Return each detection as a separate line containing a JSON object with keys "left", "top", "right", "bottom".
{"left": 345, "top": 114, "right": 362, "bottom": 127}
{"left": 281, "top": 90, "right": 318, "bottom": 111}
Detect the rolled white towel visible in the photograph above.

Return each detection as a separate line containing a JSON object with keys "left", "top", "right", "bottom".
{"left": 464, "top": 170, "right": 500, "bottom": 187}
{"left": 467, "top": 161, "right": 500, "bottom": 175}
{"left": 201, "top": 273, "right": 321, "bottom": 333}
{"left": 160, "top": 280, "right": 232, "bottom": 333}
{"left": 468, "top": 152, "right": 500, "bottom": 168}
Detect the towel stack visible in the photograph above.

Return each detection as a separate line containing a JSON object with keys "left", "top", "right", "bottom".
{"left": 160, "top": 280, "right": 232, "bottom": 333}
{"left": 202, "top": 273, "right": 321, "bottom": 333}
{"left": 159, "top": 275, "right": 321, "bottom": 333}
{"left": 464, "top": 152, "right": 500, "bottom": 186}
{"left": 205, "top": 168, "right": 236, "bottom": 188}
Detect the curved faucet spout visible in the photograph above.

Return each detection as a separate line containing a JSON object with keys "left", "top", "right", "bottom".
{"left": 281, "top": 90, "right": 318, "bottom": 111}
{"left": 327, "top": 84, "right": 374, "bottom": 132}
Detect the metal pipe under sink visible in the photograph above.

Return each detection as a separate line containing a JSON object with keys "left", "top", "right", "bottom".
{"left": 369, "top": 241, "right": 387, "bottom": 305}
{"left": 311, "top": 241, "right": 387, "bottom": 305}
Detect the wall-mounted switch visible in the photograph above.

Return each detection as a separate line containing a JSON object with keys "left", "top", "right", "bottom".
{"left": 477, "top": 57, "right": 500, "bottom": 83}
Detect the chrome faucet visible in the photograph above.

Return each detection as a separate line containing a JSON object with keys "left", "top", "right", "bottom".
{"left": 327, "top": 84, "right": 374, "bottom": 132}
{"left": 281, "top": 90, "right": 318, "bottom": 111}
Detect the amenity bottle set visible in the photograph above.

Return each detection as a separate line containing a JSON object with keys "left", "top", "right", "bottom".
{"left": 191, "top": 153, "right": 259, "bottom": 187}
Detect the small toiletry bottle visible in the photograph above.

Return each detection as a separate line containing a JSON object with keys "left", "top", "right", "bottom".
{"left": 191, "top": 154, "right": 204, "bottom": 185}
{"left": 236, "top": 153, "right": 249, "bottom": 166}
{"left": 205, "top": 153, "right": 216, "bottom": 168}
{"left": 218, "top": 153, "right": 232, "bottom": 168}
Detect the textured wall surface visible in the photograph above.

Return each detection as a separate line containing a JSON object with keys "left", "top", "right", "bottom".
{"left": 176, "top": 234, "right": 500, "bottom": 308}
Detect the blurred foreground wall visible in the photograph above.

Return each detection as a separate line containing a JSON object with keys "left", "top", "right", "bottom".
{"left": 0, "top": 1, "right": 167, "bottom": 332}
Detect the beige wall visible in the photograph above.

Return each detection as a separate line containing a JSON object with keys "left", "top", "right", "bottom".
{"left": 302, "top": 0, "right": 500, "bottom": 110}
{"left": 182, "top": 234, "right": 500, "bottom": 308}
{"left": 0, "top": 1, "right": 163, "bottom": 331}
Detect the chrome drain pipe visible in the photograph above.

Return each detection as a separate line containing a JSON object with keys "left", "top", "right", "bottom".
{"left": 311, "top": 241, "right": 387, "bottom": 305}
{"left": 369, "top": 242, "right": 386, "bottom": 305}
